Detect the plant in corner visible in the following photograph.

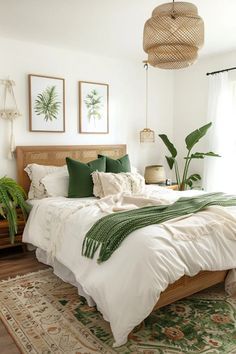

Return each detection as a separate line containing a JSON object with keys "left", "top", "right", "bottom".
{"left": 159, "top": 122, "right": 220, "bottom": 191}
{"left": 0, "top": 177, "right": 31, "bottom": 243}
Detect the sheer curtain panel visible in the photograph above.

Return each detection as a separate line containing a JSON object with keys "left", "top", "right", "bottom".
{"left": 204, "top": 72, "right": 236, "bottom": 192}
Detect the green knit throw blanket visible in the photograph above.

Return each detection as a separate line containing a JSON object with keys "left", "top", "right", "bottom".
{"left": 82, "top": 192, "right": 236, "bottom": 263}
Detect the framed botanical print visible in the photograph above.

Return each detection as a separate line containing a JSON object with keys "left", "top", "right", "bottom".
{"left": 79, "top": 81, "right": 109, "bottom": 134}
{"left": 29, "top": 74, "right": 65, "bottom": 132}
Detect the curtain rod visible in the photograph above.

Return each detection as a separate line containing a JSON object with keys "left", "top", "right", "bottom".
{"left": 206, "top": 66, "right": 236, "bottom": 76}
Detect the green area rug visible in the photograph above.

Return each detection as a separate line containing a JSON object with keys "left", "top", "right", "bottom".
{"left": 0, "top": 268, "right": 236, "bottom": 353}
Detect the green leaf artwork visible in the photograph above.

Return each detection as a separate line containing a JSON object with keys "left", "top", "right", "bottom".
{"left": 34, "top": 85, "right": 61, "bottom": 122}
{"left": 84, "top": 89, "right": 103, "bottom": 124}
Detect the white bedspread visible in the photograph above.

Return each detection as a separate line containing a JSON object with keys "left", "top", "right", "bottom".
{"left": 23, "top": 187, "right": 236, "bottom": 347}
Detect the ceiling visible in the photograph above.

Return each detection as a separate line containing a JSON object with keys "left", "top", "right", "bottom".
{"left": 1, "top": 0, "right": 236, "bottom": 61}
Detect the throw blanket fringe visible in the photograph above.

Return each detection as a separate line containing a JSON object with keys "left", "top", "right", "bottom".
{"left": 82, "top": 192, "right": 236, "bottom": 263}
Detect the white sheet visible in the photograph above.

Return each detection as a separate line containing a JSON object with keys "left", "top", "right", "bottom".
{"left": 23, "top": 187, "right": 236, "bottom": 347}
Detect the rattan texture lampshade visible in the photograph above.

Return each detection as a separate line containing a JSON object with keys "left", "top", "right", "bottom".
{"left": 140, "top": 128, "right": 155, "bottom": 143}
{"left": 143, "top": 1, "right": 204, "bottom": 69}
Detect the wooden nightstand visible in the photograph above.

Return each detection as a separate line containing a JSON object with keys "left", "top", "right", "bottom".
{"left": 165, "top": 184, "right": 179, "bottom": 190}
{"left": 147, "top": 182, "right": 179, "bottom": 190}
{"left": 0, "top": 209, "right": 26, "bottom": 251}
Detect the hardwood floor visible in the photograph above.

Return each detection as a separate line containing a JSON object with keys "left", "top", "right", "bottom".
{"left": 0, "top": 247, "right": 48, "bottom": 280}
{"left": 0, "top": 248, "right": 49, "bottom": 353}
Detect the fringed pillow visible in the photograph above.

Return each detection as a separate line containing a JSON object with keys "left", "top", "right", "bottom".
{"left": 92, "top": 172, "right": 145, "bottom": 198}
{"left": 24, "top": 164, "right": 67, "bottom": 199}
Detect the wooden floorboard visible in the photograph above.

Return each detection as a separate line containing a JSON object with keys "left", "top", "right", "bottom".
{"left": 0, "top": 248, "right": 49, "bottom": 353}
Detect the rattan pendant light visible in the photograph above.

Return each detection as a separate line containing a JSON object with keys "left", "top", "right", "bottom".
{"left": 143, "top": 0, "right": 204, "bottom": 69}
{"left": 140, "top": 62, "right": 155, "bottom": 143}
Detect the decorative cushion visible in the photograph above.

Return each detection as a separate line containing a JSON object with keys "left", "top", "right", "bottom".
{"left": 98, "top": 154, "right": 131, "bottom": 173}
{"left": 66, "top": 156, "right": 106, "bottom": 198}
{"left": 92, "top": 171, "right": 145, "bottom": 198}
{"left": 24, "top": 164, "right": 67, "bottom": 199}
{"left": 41, "top": 170, "right": 69, "bottom": 197}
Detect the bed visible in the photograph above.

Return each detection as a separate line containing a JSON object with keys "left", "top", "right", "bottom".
{"left": 15, "top": 145, "right": 236, "bottom": 347}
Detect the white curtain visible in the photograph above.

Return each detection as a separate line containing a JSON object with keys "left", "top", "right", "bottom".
{"left": 204, "top": 72, "right": 236, "bottom": 193}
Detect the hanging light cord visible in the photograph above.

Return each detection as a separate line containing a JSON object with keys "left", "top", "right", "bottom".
{"left": 144, "top": 62, "right": 148, "bottom": 128}
{"left": 171, "top": 0, "right": 176, "bottom": 19}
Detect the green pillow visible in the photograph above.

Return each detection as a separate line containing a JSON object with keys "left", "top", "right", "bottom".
{"left": 66, "top": 156, "right": 106, "bottom": 198}
{"left": 98, "top": 154, "right": 131, "bottom": 173}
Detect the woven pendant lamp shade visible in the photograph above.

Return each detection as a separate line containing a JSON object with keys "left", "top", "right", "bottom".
{"left": 140, "top": 128, "right": 155, "bottom": 143}
{"left": 143, "top": 1, "right": 204, "bottom": 69}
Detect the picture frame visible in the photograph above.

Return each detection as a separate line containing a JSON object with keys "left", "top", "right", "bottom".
{"left": 79, "top": 81, "right": 109, "bottom": 134}
{"left": 29, "top": 74, "right": 65, "bottom": 132}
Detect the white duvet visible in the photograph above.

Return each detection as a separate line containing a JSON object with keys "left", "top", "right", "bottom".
{"left": 23, "top": 187, "right": 236, "bottom": 347}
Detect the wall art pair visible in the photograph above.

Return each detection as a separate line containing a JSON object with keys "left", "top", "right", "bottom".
{"left": 28, "top": 74, "right": 109, "bottom": 134}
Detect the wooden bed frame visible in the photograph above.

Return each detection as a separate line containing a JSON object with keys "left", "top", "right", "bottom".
{"left": 15, "top": 145, "right": 228, "bottom": 310}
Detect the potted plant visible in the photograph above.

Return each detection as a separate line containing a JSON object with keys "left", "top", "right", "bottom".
{"left": 159, "top": 122, "right": 220, "bottom": 191}
{"left": 0, "top": 176, "right": 31, "bottom": 243}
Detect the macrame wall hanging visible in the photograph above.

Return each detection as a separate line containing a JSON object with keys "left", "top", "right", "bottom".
{"left": 0, "top": 79, "right": 21, "bottom": 159}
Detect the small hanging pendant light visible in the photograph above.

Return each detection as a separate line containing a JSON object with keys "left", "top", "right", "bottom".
{"left": 140, "top": 61, "right": 155, "bottom": 143}
{"left": 143, "top": 0, "right": 204, "bottom": 69}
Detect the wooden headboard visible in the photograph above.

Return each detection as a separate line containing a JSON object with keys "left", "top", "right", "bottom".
{"left": 15, "top": 145, "right": 126, "bottom": 193}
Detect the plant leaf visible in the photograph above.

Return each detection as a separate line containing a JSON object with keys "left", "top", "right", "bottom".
{"left": 185, "top": 151, "right": 221, "bottom": 159}
{"left": 185, "top": 122, "right": 212, "bottom": 151}
{"left": 187, "top": 173, "right": 201, "bottom": 181}
{"left": 185, "top": 174, "right": 201, "bottom": 188}
{"left": 186, "top": 180, "right": 193, "bottom": 188}
{"left": 165, "top": 156, "right": 175, "bottom": 170}
{"left": 159, "top": 134, "right": 177, "bottom": 158}
{"left": 0, "top": 204, "right": 6, "bottom": 218}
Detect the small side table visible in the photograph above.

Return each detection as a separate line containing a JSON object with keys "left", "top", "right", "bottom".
{"left": 0, "top": 209, "right": 26, "bottom": 252}
{"left": 157, "top": 183, "right": 179, "bottom": 190}
{"left": 146, "top": 182, "right": 179, "bottom": 190}
{"left": 165, "top": 184, "right": 178, "bottom": 190}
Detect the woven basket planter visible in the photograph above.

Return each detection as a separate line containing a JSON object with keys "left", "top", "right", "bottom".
{"left": 144, "top": 165, "right": 166, "bottom": 184}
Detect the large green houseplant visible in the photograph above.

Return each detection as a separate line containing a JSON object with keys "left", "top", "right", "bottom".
{"left": 159, "top": 122, "right": 220, "bottom": 191}
{"left": 0, "top": 177, "right": 30, "bottom": 243}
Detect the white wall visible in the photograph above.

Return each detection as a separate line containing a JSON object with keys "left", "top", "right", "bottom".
{"left": 173, "top": 50, "right": 236, "bottom": 182}
{"left": 0, "top": 37, "right": 174, "bottom": 179}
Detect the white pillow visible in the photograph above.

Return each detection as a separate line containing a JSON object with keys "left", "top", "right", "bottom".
{"left": 92, "top": 171, "right": 145, "bottom": 198}
{"left": 41, "top": 170, "right": 69, "bottom": 197}
{"left": 24, "top": 163, "right": 67, "bottom": 199}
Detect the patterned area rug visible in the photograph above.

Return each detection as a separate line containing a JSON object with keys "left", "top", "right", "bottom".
{"left": 0, "top": 269, "right": 236, "bottom": 354}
